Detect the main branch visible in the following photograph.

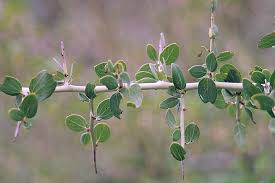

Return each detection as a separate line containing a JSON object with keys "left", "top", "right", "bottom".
{"left": 22, "top": 81, "right": 243, "bottom": 94}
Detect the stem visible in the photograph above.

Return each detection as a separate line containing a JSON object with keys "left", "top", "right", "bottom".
{"left": 236, "top": 95, "right": 241, "bottom": 123}
{"left": 209, "top": 12, "right": 215, "bottom": 52}
{"left": 180, "top": 95, "right": 185, "bottom": 180}
{"left": 22, "top": 81, "right": 244, "bottom": 94}
{"left": 89, "top": 99, "right": 98, "bottom": 174}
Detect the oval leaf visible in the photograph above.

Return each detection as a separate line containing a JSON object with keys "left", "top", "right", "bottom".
{"left": 198, "top": 78, "right": 217, "bottom": 103}
{"left": 29, "top": 70, "right": 57, "bottom": 102}
{"left": 80, "top": 132, "right": 91, "bottom": 145}
{"left": 185, "top": 123, "right": 200, "bottom": 144}
{"left": 146, "top": 44, "right": 158, "bottom": 61}
{"left": 100, "top": 75, "right": 118, "bottom": 90}
{"left": 242, "top": 79, "right": 261, "bottom": 100}
{"left": 160, "top": 43, "right": 180, "bottom": 64}
{"left": 252, "top": 94, "right": 274, "bottom": 111}
{"left": 110, "top": 92, "right": 123, "bottom": 119}
{"left": 96, "top": 99, "right": 113, "bottom": 120}
{"left": 65, "top": 114, "right": 87, "bottom": 132}
{"left": 160, "top": 97, "right": 179, "bottom": 109}
{"left": 258, "top": 32, "right": 275, "bottom": 48}
{"left": 135, "top": 71, "right": 156, "bottom": 81}
{"left": 165, "top": 109, "right": 177, "bottom": 128}
{"left": 188, "top": 65, "right": 207, "bottom": 78}
{"left": 19, "top": 94, "right": 38, "bottom": 118}
{"left": 172, "top": 129, "right": 181, "bottom": 141}
{"left": 171, "top": 63, "right": 186, "bottom": 90}
{"left": 216, "top": 51, "right": 234, "bottom": 62}
{"left": 170, "top": 142, "right": 186, "bottom": 161}
{"left": 0, "top": 76, "right": 22, "bottom": 96}
{"left": 8, "top": 108, "right": 25, "bottom": 121}
{"left": 251, "top": 71, "right": 265, "bottom": 84}
{"left": 206, "top": 52, "right": 217, "bottom": 72}
{"left": 94, "top": 123, "right": 111, "bottom": 143}
{"left": 85, "top": 83, "right": 96, "bottom": 99}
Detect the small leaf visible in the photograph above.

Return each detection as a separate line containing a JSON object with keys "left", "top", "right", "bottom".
{"left": 119, "top": 72, "right": 131, "bottom": 86}
{"left": 198, "top": 78, "right": 217, "bottom": 103}
{"left": 224, "top": 69, "right": 242, "bottom": 83}
{"left": 78, "top": 92, "right": 90, "bottom": 102}
{"left": 258, "top": 32, "right": 275, "bottom": 48}
{"left": 8, "top": 108, "right": 25, "bottom": 121}
{"left": 29, "top": 70, "right": 57, "bottom": 102}
{"left": 262, "top": 69, "right": 271, "bottom": 81}
{"left": 252, "top": 94, "right": 274, "bottom": 111}
{"left": 80, "top": 132, "right": 91, "bottom": 145}
{"left": 270, "top": 70, "right": 275, "bottom": 89}
{"left": 188, "top": 65, "right": 207, "bottom": 78}
{"left": 172, "top": 129, "right": 181, "bottom": 141}
{"left": 100, "top": 75, "right": 118, "bottom": 90}
{"left": 105, "top": 60, "right": 114, "bottom": 73}
{"left": 171, "top": 63, "right": 186, "bottom": 90}
{"left": 94, "top": 123, "right": 111, "bottom": 143}
{"left": 268, "top": 118, "right": 275, "bottom": 134}
{"left": 110, "top": 92, "right": 123, "bottom": 119}
{"left": 53, "top": 71, "right": 65, "bottom": 82}
{"left": 136, "top": 77, "right": 157, "bottom": 83}
{"left": 170, "top": 142, "right": 186, "bottom": 161}
{"left": 135, "top": 71, "right": 156, "bottom": 81}
{"left": 234, "top": 122, "right": 246, "bottom": 147}
{"left": 146, "top": 44, "right": 158, "bottom": 61}
{"left": 167, "top": 86, "right": 181, "bottom": 98}
{"left": 160, "top": 97, "right": 179, "bottom": 109}
{"left": 216, "top": 51, "right": 234, "bottom": 62}
{"left": 206, "top": 52, "right": 217, "bottom": 72}
{"left": 65, "top": 114, "right": 87, "bottom": 132}
{"left": 19, "top": 94, "right": 38, "bottom": 118}
{"left": 114, "top": 60, "right": 127, "bottom": 73}
{"left": 85, "top": 83, "right": 96, "bottom": 99}
{"left": 242, "top": 79, "right": 261, "bottom": 100}
{"left": 128, "top": 84, "right": 143, "bottom": 108}
{"left": 251, "top": 71, "right": 266, "bottom": 84}
{"left": 137, "top": 63, "right": 151, "bottom": 73}
{"left": 185, "top": 122, "right": 200, "bottom": 144}
{"left": 0, "top": 76, "right": 22, "bottom": 96}
{"left": 165, "top": 109, "right": 177, "bottom": 128}
{"left": 160, "top": 43, "right": 180, "bottom": 64}
{"left": 220, "top": 64, "right": 237, "bottom": 74}
{"left": 214, "top": 91, "right": 228, "bottom": 109}
{"left": 94, "top": 62, "right": 107, "bottom": 78}
{"left": 96, "top": 99, "right": 113, "bottom": 120}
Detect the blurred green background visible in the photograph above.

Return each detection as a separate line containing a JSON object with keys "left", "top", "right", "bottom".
{"left": 0, "top": 0, "right": 275, "bottom": 182}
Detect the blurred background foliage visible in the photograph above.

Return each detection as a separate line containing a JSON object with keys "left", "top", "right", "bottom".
{"left": 0, "top": 0, "right": 275, "bottom": 182}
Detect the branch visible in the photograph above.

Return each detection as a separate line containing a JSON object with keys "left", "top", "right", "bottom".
{"left": 22, "top": 81, "right": 243, "bottom": 94}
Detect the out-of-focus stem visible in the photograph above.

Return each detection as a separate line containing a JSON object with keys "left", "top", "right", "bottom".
{"left": 89, "top": 99, "right": 97, "bottom": 174}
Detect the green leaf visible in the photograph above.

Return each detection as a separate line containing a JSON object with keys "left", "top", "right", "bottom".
{"left": 85, "top": 83, "right": 96, "bottom": 99}
{"left": 198, "top": 78, "right": 217, "bottom": 103}
{"left": 206, "top": 52, "right": 217, "bottom": 72}
{"left": 146, "top": 44, "right": 158, "bottom": 61}
{"left": 136, "top": 77, "right": 157, "bottom": 83}
{"left": 160, "top": 43, "right": 180, "bottom": 64}
{"left": 224, "top": 69, "right": 242, "bottom": 83}
{"left": 252, "top": 94, "right": 274, "bottom": 111}
{"left": 171, "top": 63, "right": 186, "bottom": 90}
{"left": 137, "top": 63, "right": 151, "bottom": 73}
{"left": 94, "top": 123, "right": 111, "bottom": 143}
{"left": 251, "top": 71, "right": 266, "bottom": 84}
{"left": 268, "top": 118, "right": 275, "bottom": 134}
{"left": 100, "top": 75, "right": 118, "bottom": 90}
{"left": 215, "top": 73, "right": 227, "bottom": 82}
{"left": 165, "top": 109, "right": 177, "bottom": 128}
{"left": 258, "top": 32, "right": 275, "bottom": 48}
{"left": 220, "top": 64, "right": 237, "bottom": 74}
{"left": 105, "top": 60, "right": 114, "bottom": 73}
{"left": 172, "top": 129, "right": 181, "bottom": 141}
{"left": 94, "top": 62, "right": 107, "bottom": 78}
{"left": 128, "top": 84, "right": 143, "bottom": 108}
{"left": 53, "top": 71, "right": 65, "bottom": 82}
{"left": 216, "top": 51, "right": 234, "bottom": 62}
{"left": 19, "top": 94, "right": 38, "bottom": 118}
{"left": 8, "top": 108, "right": 25, "bottom": 121}
{"left": 96, "top": 99, "right": 113, "bottom": 120}
{"left": 188, "top": 65, "right": 207, "bottom": 78}
{"left": 214, "top": 91, "right": 228, "bottom": 109}
{"left": 110, "top": 92, "right": 123, "bottom": 119}
{"left": 234, "top": 122, "right": 246, "bottom": 147}
{"left": 135, "top": 71, "right": 156, "bottom": 81}
{"left": 65, "top": 114, "right": 87, "bottom": 132}
{"left": 262, "top": 69, "right": 271, "bottom": 81}
{"left": 242, "top": 79, "right": 261, "bottom": 100}
{"left": 119, "top": 72, "right": 131, "bottom": 86}
{"left": 78, "top": 92, "right": 90, "bottom": 102}
{"left": 170, "top": 142, "right": 186, "bottom": 161}
{"left": 29, "top": 70, "right": 57, "bottom": 102}
{"left": 0, "top": 76, "right": 22, "bottom": 96}
{"left": 167, "top": 86, "right": 181, "bottom": 98}
{"left": 160, "top": 97, "right": 179, "bottom": 109}
{"left": 114, "top": 60, "right": 127, "bottom": 73}
{"left": 270, "top": 70, "right": 275, "bottom": 89}
{"left": 80, "top": 132, "right": 91, "bottom": 145}
{"left": 185, "top": 122, "right": 200, "bottom": 144}
{"left": 244, "top": 107, "right": 256, "bottom": 124}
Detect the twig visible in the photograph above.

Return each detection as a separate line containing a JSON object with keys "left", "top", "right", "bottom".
{"left": 89, "top": 99, "right": 98, "bottom": 174}
{"left": 180, "top": 95, "right": 186, "bottom": 180}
